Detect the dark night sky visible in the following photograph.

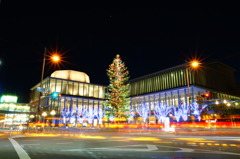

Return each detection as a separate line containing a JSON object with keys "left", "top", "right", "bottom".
{"left": 1, "top": 3, "right": 240, "bottom": 103}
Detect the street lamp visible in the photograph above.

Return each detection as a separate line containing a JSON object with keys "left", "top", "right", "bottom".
{"left": 190, "top": 60, "right": 200, "bottom": 68}
{"left": 42, "top": 112, "right": 47, "bottom": 123}
{"left": 50, "top": 110, "right": 56, "bottom": 127}
{"left": 50, "top": 110, "right": 56, "bottom": 116}
{"left": 37, "top": 48, "right": 61, "bottom": 122}
{"left": 51, "top": 55, "right": 60, "bottom": 62}
{"left": 185, "top": 60, "right": 201, "bottom": 103}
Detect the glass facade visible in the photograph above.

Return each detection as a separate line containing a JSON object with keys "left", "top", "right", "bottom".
{"left": 30, "top": 77, "right": 106, "bottom": 104}
{"left": 29, "top": 62, "right": 240, "bottom": 125}
{"left": 0, "top": 103, "right": 30, "bottom": 126}
{"left": 131, "top": 86, "right": 239, "bottom": 112}
{"left": 30, "top": 77, "right": 106, "bottom": 126}
{"left": 0, "top": 103, "right": 30, "bottom": 112}
{"left": 37, "top": 96, "right": 105, "bottom": 126}
{"left": 130, "top": 65, "right": 190, "bottom": 96}
{"left": 129, "top": 62, "right": 240, "bottom": 123}
{"left": 130, "top": 62, "right": 237, "bottom": 97}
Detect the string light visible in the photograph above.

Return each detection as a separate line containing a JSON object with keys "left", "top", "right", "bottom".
{"left": 136, "top": 102, "right": 150, "bottom": 122}
{"left": 154, "top": 103, "right": 172, "bottom": 123}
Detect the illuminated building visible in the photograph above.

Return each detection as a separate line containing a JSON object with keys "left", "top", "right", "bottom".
{"left": 29, "top": 70, "right": 106, "bottom": 126}
{"left": 129, "top": 61, "right": 240, "bottom": 123}
{"left": 0, "top": 95, "right": 30, "bottom": 127}
{"left": 29, "top": 61, "right": 240, "bottom": 125}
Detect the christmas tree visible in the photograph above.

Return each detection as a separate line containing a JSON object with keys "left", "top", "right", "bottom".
{"left": 104, "top": 54, "right": 130, "bottom": 120}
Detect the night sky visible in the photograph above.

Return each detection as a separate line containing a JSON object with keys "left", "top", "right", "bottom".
{"left": 1, "top": 4, "right": 240, "bottom": 103}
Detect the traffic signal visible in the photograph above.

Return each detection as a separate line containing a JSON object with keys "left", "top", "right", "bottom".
{"left": 201, "top": 92, "right": 210, "bottom": 98}
{"left": 51, "top": 92, "right": 62, "bottom": 98}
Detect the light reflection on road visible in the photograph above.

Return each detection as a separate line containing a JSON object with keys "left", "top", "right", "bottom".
{"left": 8, "top": 132, "right": 240, "bottom": 159}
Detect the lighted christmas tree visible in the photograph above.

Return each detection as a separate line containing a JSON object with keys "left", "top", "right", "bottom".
{"left": 104, "top": 54, "right": 130, "bottom": 120}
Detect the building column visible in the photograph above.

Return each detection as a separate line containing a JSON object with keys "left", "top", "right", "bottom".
{"left": 184, "top": 88, "right": 187, "bottom": 106}
{"left": 165, "top": 92, "right": 167, "bottom": 105}
{"left": 171, "top": 91, "right": 173, "bottom": 106}
{"left": 177, "top": 89, "right": 181, "bottom": 107}
{"left": 191, "top": 86, "right": 195, "bottom": 103}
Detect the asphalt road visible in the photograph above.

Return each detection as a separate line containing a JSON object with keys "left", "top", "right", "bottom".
{"left": 1, "top": 131, "right": 240, "bottom": 159}
{"left": 0, "top": 132, "right": 19, "bottom": 159}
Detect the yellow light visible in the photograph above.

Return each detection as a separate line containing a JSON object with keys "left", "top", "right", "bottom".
{"left": 46, "top": 48, "right": 67, "bottom": 70}
{"left": 42, "top": 112, "right": 47, "bottom": 117}
{"left": 190, "top": 60, "right": 200, "bottom": 68}
{"left": 130, "top": 137, "right": 161, "bottom": 141}
{"left": 50, "top": 110, "right": 56, "bottom": 116}
{"left": 230, "top": 144, "right": 237, "bottom": 146}
{"left": 79, "top": 135, "right": 106, "bottom": 139}
{"left": 51, "top": 55, "right": 60, "bottom": 62}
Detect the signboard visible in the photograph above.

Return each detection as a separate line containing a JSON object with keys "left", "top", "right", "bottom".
{"left": 37, "top": 87, "right": 46, "bottom": 92}
{"left": 0, "top": 95, "right": 18, "bottom": 103}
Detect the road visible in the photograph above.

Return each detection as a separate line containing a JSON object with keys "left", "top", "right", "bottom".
{"left": 1, "top": 130, "right": 240, "bottom": 159}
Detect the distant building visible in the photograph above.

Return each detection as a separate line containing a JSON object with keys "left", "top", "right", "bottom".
{"left": 0, "top": 95, "right": 30, "bottom": 127}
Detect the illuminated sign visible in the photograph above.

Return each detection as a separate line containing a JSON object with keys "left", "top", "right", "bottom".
{"left": 0, "top": 95, "right": 18, "bottom": 103}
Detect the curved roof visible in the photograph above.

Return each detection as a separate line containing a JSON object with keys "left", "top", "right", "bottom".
{"left": 50, "top": 70, "right": 90, "bottom": 83}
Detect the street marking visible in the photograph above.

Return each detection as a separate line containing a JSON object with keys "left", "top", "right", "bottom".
{"left": 61, "top": 144, "right": 240, "bottom": 156}
{"left": 178, "top": 148, "right": 194, "bottom": 152}
{"left": 22, "top": 140, "right": 40, "bottom": 142}
{"left": 87, "top": 151, "right": 98, "bottom": 159}
{"left": 21, "top": 144, "right": 40, "bottom": 146}
{"left": 11, "top": 135, "right": 25, "bottom": 138}
{"left": 62, "top": 144, "right": 159, "bottom": 152}
{"left": 56, "top": 142, "right": 73, "bottom": 144}
{"left": 147, "top": 144, "right": 158, "bottom": 151}
{"left": 8, "top": 137, "right": 31, "bottom": 159}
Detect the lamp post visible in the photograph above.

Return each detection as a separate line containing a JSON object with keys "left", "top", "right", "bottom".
{"left": 29, "top": 115, "right": 34, "bottom": 122}
{"left": 50, "top": 110, "right": 56, "bottom": 127}
{"left": 42, "top": 112, "right": 47, "bottom": 123}
{"left": 50, "top": 110, "right": 56, "bottom": 116}
{"left": 37, "top": 48, "right": 61, "bottom": 122}
{"left": 184, "top": 60, "right": 201, "bottom": 121}
{"left": 185, "top": 60, "right": 200, "bottom": 103}
{"left": 36, "top": 48, "right": 47, "bottom": 122}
